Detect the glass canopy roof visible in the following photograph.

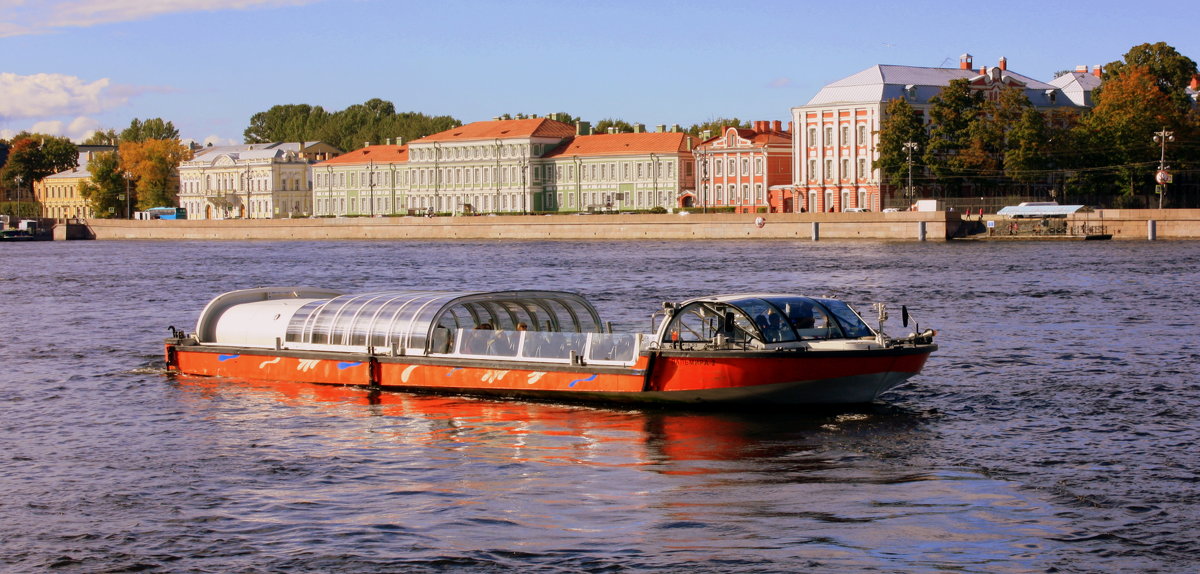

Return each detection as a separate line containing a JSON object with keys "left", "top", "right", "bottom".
{"left": 283, "top": 290, "right": 604, "bottom": 352}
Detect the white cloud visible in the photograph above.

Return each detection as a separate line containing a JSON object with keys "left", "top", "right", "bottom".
{"left": 0, "top": 0, "right": 325, "bottom": 35}
{"left": 203, "top": 134, "right": 239, "bottom": 147}
{"left": 0, "top": 73, "right": 118, "bottom": 119}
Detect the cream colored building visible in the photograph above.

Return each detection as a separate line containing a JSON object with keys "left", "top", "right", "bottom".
{"left": 35, "top": 165, "right": 95, "bottom": 220}
{"left": 177, "top": 142, "right": 340, "bottom": 219}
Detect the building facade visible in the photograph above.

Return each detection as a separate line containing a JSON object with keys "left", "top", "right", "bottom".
{"left": 692, "top": 122, "right": 792, "bottom": 213}
{"left": 790, "top": 54, "right": 1099, "bottom": 212}
{"left": 541, "top": 130, "right": 698, "bottom": 212}
{"left": 313, "top": 142, "right": 409, "bottom": 216}
{"left": 406, "top": 117, "right": 578, "bottom": 214}
{"left": 177, "top": 142, "right": 340, "bottom": 219}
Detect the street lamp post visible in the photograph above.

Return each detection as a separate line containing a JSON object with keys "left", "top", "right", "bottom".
{"left": 368, "top": 159, "right": 376, "bottom": 216}
{"left": 244, "top": 163, "right": 252, "bottom": 218}
{"left": 902, "top": 141, "right": 919, "bottom": 207}
{"left": 13, "top": 174, "right": 22, "bottom": 222}
{"left": 123, "top": 171, "right": 133, "bottom": 218}
{"left": 1153, "top": 129, "right": 1174, "bottom": 210}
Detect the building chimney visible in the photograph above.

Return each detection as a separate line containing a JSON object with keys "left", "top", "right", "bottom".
{"left": 576, "top": 121, "right": 592, "bottom": 136}
{"left": 656, "top": 124, "right": 666, "bottom": 133}
{"left": 395, "top": 137, "right": 403, "bottom": 146}
{"left": 773, "top": 120, "right": 782, "bottom": 132}
{"left": 1191, "top": 74, "right": 1199, "bottom": 90}
{"left": 1094, "top": 66, "right": 1103, "bottom": 78}
{"left": 633, "top": 123, "right": 645, "bottom": 133}
{"left": 998, "top": 57, "right": 1007, "bottom": 71}
{"left": 959, "top": 53, "right": 973, "bottom": 70}
{"left": 979, "top": 65, "right": 987, "bottom": 75}
{"left": 1075, "top": 65, "right": 1087, "bottom": 73}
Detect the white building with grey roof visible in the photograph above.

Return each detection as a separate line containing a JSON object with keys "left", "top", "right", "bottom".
{"left": 789, "top": 54, "right": 1100, "bottom": 212}
{"left": 177, "top": 141, "right": 341, "bottom": 219}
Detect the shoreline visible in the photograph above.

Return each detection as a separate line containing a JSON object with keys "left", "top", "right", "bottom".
{"left": 44, "top": 209, "right": 1200, "bottom": 242}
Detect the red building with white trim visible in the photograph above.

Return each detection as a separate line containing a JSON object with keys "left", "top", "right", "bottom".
{"left": 691, "top": 121, "right": 792, "bottom": 213}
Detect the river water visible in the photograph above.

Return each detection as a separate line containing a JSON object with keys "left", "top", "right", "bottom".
{"left": 1, "top": 238, "right": 1198, "bottom": 573}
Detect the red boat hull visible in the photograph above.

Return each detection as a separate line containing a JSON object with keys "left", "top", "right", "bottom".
{"left": 166, "top": 341, "right": 934, "bottom": 405}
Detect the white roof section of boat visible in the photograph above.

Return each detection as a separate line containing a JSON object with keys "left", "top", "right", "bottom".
{"left": 996, "top": 204, "right": 1089, "bottom": 217}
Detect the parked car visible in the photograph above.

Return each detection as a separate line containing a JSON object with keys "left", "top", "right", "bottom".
{"left": 843, "top": 207, "right": 869, "bottom": 213}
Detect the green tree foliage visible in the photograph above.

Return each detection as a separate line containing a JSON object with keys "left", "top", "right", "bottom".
{"left": 120, "top": 118, "right": 180, "bottom": 143}
{"left": 876, "top": 99, "right": 928, "bottom": 191}
{"left": 79, "top": 151, "right": 126, "bottom": 218}
{"left": 687, "top": 117, "right": 751, "bottom": 138}
{"left": 82, "top": 129, "right": 120, "bottom": 146}
{"left": 243, "top": 99, "right": 460, "bottom": 151}
{"left": 593, "top": 118, "right": 635, "bottom": 134}
{"left": 923, "top": 79, "right": 984, "bottom": 193}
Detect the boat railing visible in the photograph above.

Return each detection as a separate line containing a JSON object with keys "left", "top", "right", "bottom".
{"left": 450, "top": 330, "right": 641, "bottom": 366}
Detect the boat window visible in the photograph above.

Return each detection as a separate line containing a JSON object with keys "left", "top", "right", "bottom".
{"left": 813, "top": 298, "right": 874, "bottom": 339}
{"left": 734, "top": 298, "right": 797, "bottom": 343}
{"left": 663, "top": 302, "right": 759, "bottom": 345}
{"left": 458, "top": 328, "right": 520, "bottom": 356}
{"left": 587, "top": 333, "right": 638, "bottom": 362}
{"left": 521, "top": 331, "right": 589, "bottom": 359}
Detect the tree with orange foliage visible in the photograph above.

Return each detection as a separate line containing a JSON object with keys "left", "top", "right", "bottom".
{"left": 1080, "top": 66, "right": 1178, "bottom": 205}
{"left": 118, "top": 139, "right": 192, "bottom": 210}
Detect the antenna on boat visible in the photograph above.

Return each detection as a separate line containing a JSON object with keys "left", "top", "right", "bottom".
{"left": 871, "top": 303, "right": 889, "bottom": 346}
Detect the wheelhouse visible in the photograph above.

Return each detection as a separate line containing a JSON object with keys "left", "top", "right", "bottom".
{"left": 659, "top": 294, "right": 876, "bottom": 349}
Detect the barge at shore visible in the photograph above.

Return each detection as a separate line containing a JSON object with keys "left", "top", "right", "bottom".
{"left": 164, "top": 287, "right": 937, "bottom": 406}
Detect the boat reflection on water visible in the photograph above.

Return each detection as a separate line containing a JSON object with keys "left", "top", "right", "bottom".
{"left": 171, "top": 374, "right": 916, "bottom": 475}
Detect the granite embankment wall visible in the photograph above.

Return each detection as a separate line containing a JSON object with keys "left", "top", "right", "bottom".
{"left": 62, "top": 209, "right": 1200, "bottom": 241}
{"left": 73, "top": 212, "right": 956, "bottom": 241}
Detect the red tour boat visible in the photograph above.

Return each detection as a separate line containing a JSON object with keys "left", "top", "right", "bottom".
{"left": 164, "top": 287, "right": 936, "bottom": 405}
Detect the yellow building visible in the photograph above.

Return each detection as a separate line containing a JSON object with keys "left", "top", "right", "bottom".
{"left": 35, "top": 165, "right": 95, "bottom": 220}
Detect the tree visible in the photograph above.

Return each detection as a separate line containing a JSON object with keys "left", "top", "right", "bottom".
{"left": 687, "top": 117, "right": 751, "bottom": 138}
{"left": 79, "top": 151, "right": 125, "bottom": 218}
{"left": 119, "top": 118, "right": 180, "bottom": 143}
{"left": 242, "top": 99, "right": 460, "bottom": 151}
{"left": 876, "top": 98, "right": 928, "bottom": 194}
{"left": 1081, "top": 65, "right": 1178, "bottom": 205}
{"left": 1103, "top": 42, "right": 1198, "bottom": 117}
{"left": 82, "top": 129, "right": 120, "bottom": 146}
{"left": 119, "top": 139, "right": 192, "bottom": 210}
{"left": 923, "top": 79, "right": 984, "bottom": 194}
{"left": 593, "top": 118, "right": 635, "bottom": 134}
{"left": 0, "top": 134, "right": 78, "bottom": 191}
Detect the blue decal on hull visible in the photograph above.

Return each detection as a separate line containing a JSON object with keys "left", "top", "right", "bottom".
{"left": 337, "top": 362, "right": 363, "bottom": 370}
{"left": 218, "top": 354, "right": 240, "bottom": 361}
{"left": 568, "top": 374, "right": 598, "bottom": 388}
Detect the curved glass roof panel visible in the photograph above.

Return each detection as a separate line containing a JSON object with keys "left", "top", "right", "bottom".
{"left": 284, "top": 290, "right": 604, "bottom": 351}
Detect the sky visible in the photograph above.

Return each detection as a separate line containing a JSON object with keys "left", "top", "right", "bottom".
{"left": 2, "top": 0, "right": 1197, "bottom": 146}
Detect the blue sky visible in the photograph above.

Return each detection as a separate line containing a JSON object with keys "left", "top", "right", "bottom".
{"left": 2, "top": 0, "right": 1196, "bottom": 146}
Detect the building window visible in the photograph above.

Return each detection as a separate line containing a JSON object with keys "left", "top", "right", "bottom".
{"left": 841, "top": 159, "right": 849, "bottom": 179}
{"left": 808, "top": 127, "right": 816, "bottom": 145}
{"left": 824, "top": 159, "right": 832, "bottom": 180}
{"left": 841, "top": 125, "right": 849, "bottom": 144}
{"left": 857, "top": 158, "right": 867, "bottom": 179}
{"left": 808, "top": 159, "right": 817, "bottom": 181}
{"left": 741, "top": 158, "right": 749, "bottom": 175}
{"left": 824, "top": 127, "right": 832, "bottom": 146}
{"left": 715, "top": 160, "right": 722, "bottom": 176}
{"left": 858, "top": 125, "right": 867, "bottom": 144}
{"left": 755, "top": 157, "right": 763, "bottom": 175}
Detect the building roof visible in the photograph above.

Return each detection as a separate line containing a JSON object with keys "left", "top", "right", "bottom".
{"left": 996, "top": 204, "right": 1089, "bottom": 217}
{"left": 411, "top": 118, "right": 576, "bottom": 144}
{"left": 1048, "top": 70, "right": 1103, "bottom": 106}
{"left": 803, "top": 62, "right": 1070, "bottom": 109}
{"left": 695, "top": 126, "right": 792, "bottom": 150}
{"left": 315, "top": 144, "right": 408, "bottom": 165}
{"left": 44, "top": 166, "right": 94, "bottom": 180}
{"left": 542, "top": 132, "right": 697, "bottom": 158}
